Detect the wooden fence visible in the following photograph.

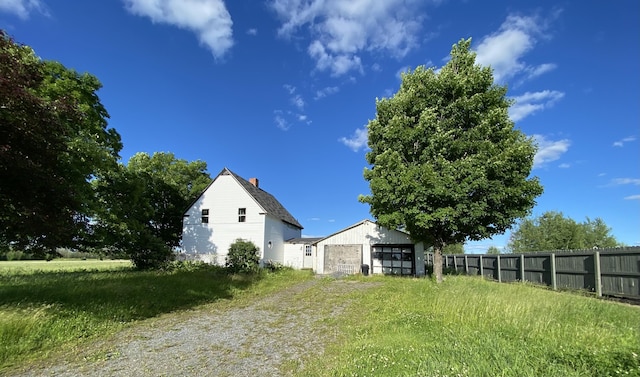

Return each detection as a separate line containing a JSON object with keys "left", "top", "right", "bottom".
{"left": 426, "top": 246, "right": 640, "bottom": 299}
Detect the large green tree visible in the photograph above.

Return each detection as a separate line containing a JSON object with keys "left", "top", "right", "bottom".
{"left": 507, "top": 211, "right": 620, "bottom": 253}
{"left": 360, "top": 39, "right": 543, "bottom": 283}
{"left": 0, "top": 31, "right": 121, "bottom": 257}
{"left": 93, "top": 152, "right": 210, "bottom": 269}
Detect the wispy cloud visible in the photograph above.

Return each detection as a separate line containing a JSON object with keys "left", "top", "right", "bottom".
{"left": 273, "top": 110, "right": 290, "bottom": 131}
{"left": 314, "top": 86, "right": 339, "bottom": 99}
{"left": 558, "top": 163, "right": 570, "bottom": 169}
{"left": 624, "top": 195, "right": 640, "bottom": 200}
{"left": 509, "top": 90, "right": 564, "bottom": 122}
{"left": 0, "top": 0, "right": 47, "bottom": 19}
{"left": 339, "top": 127, "right": 368, "bottom": 152}
{"left": 533, "top": 134, "right": 570, "bottom": 169}
{"left": 246, "top": 28, "right": 257, "bottom": 35}
{"left": 610, "top": 178, "right": 640, "bottom": 186}
{"left": 268, "top": 0, "right": 433, "bottom": 76}
{"left": 475, "top": 12, "right": 559, "bottom": 84}
{"left": 123, "top": 0, "right": 233, "bottom": 59}
{"left": 613, "top": 136, "right": 636, "bottom": 147}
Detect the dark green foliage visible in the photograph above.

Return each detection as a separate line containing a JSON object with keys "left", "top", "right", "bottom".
{"left": 507, "top": 211, "right": 621, "bottom": 253}
{"left": 226, "top": 239, "right": 260, "bottom": 273}
{"left": 0, "top": 31, "right": 121, "bottom": 257}
{"left": 92, "top": 152, "right": 211, "bottom": 269}
{"left": 360, "top": 39, "right": 543, "bottom": 282}
{"left": 443, "top": 243, "right": 465, "bottom": 254}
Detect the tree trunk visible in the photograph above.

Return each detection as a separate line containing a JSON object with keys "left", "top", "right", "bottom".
{"left": 434, "top": 246, "right": 443, "bottom": 283}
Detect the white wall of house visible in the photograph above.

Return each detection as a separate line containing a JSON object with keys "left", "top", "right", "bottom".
{"left": 262, "top": 215, "right": 301, "bottom": 263}
{"left": 283, "top": 243, "right": 304, "bottom": 269}
{"left": 314, "top": 220, "right": 425, "bottom": 276}
{"left": 181, "top": 174, "right": 266, "bottom": 265}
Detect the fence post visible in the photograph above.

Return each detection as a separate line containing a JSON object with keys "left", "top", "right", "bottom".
{"left": 520, "top": 254, "right": 525, "bottom": 282}
{"left": 464, "top": 255, "right": 469, "bottom": 275}
{"left": 594, "top": 251, "right": 602, "bottom": 297}
{"left": 497, "top": 255, "right": 501, "bottom": 283}
{"left": 453, "top": 255, "right": 457, "bottom": 273}
{"left": 550, "top": 253, "right": 557, "bottom": 290}
{"left": 479, "top": 255, "right": 484, "bottom": 278}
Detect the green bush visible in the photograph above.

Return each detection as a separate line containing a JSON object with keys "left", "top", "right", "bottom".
{"left": 226, "top": 239, "right": 260, "bottom": 273}
{"left": 263, "top": 260, "right": 293, "bottom": 273}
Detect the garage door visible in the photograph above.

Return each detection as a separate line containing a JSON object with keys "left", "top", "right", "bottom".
{"left": 324, "top": 244, "right": 362, "bottom": 274}
{"left": 371, "top": 245, "right": 415, "bottom": 276}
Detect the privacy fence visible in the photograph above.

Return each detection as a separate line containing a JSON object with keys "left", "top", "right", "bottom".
{"left": 426, "top": 246, "right": 640, "bottom": 299}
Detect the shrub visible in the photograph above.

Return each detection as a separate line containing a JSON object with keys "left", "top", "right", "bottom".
{"left": 226, "top": 239, "right": 260, "bottom": 273}
{"left": 263, "top": 260, "right": 293, "bottom": 273}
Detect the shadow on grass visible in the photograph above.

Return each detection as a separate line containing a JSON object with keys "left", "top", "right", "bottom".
{"left": 0, "top": 266, "right": 262, "bottom": 322}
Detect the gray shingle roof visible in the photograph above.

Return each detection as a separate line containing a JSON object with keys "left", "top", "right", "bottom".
{"left": 223, "top": 168, "right": 303, "bottom": 229}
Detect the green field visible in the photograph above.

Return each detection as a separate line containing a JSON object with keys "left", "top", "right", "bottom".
{"left": 1, "top": 261, "right": 639, "bottom": 376}
{"left": 0, "top": 259, "right": 133, "bottom": 273}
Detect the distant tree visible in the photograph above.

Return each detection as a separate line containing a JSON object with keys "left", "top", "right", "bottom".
{"left": 0, "top": 31, "right": 121, "bottom": 257}
{"left": 443, "top": 243, "right": 465, "bottom": 254}
{"left": 507, "top": 211, "right": 620, "bottom": 253}
{"left": 360, "top": 39, "right": 543, "bottom": 283}
{"left": 486, "top": 246, "right": 501, "bottom": 254}
{"left": 226, "top": 239, "right": 260, "bottom": 273}
{"left": 93, "top": 152, "right": 210, "bottom": 269}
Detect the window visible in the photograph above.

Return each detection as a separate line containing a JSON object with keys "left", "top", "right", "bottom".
{"left": 238, "top": 208, "right": 246, "bottom": 222}
{"left": 201, "top": 209, "right": 209, "bottom": 223}
{"left": 305, "top": 244, "right": 312, "bottom": 257}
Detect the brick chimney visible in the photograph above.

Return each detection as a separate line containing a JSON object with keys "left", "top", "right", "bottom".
{"left": 249, "top": 178, "right": 259, "bottom": 188}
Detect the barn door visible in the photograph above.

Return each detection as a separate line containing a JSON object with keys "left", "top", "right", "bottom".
{"left": 324, "top": 244, "right": 362, "bottom": 274}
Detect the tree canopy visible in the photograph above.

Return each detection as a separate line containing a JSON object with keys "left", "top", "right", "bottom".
{"left": 92, "top": 152, "right": 210, "bottom": 269}
{"left": 360, "top": 39, "right": 543, "bottom": 282}
{"left": 507, "top": 211, "right": 621, "bottom": 253}
{"left": 0, "top": 31, "right": 121, "bottom": 257}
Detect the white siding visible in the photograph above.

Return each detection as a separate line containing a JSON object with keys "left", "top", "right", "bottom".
{"left": 315, "top": 220, "right": 425, "bottom": 276}
{"left": 263, "top": 215, "right": 302, "bottom": 264}
{"left": 283, "top": 243, "right": 304, "bottom": 269}
{"left": 181, "top": 174, "right": 266, "bottom": 265}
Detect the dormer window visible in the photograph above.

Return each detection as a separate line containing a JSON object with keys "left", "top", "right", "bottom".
{"left": 201, "top": 209, "right": 209, "bottom": 223}
{"left": 238, "top": 208, "right": 246, "bottom": 222}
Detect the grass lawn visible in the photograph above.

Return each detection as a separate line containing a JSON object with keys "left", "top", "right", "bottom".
{"left": 0, "top": 259, "right": 133, "bottom": 273}
{"left": 298, "top": 275, "right": 640, "bottom": 377}
{"left": 0, "top": 260, "right": 313, "bottom": 373}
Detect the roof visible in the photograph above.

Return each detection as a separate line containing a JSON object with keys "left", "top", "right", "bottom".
{"left": 311, "top": 219, "right": 413, "bottom": 244}
{"left": 219, "top": 168, "right": 303, "bottom": 229}
{"left": 286, "top": 237, "right": 323, "bottom": 244}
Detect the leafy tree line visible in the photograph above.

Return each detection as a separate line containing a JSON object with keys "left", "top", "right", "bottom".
{"left": 1, "top": 31, "right": 210, "bottom": 268}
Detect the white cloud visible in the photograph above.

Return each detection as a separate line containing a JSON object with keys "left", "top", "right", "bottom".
{"left": 509, "top": 90, "right": 564, "bottom": 122}
{"left": 123, "top": 0, "right": 233, "bottom": 59}
{"left": 314, "top": 86, "right": 339, "bottom": 99}
{"left": 291, "top": 94, "right": 305, "bottom": 110}
{"left": 0, "top": 0, "right": 46, "bottom": 19}
{"left": 269, "top": 0, "right": 430, "bottom": 76}
{"left": 246, "top": 28, "right": 257, "bottom": 35}
{"left": 273, "top": 110, "right": 290, "bottom": 130}
{"left": 558, "top": 163, "right": 570, "bottom": 169}
{"left": 624, "top": 195, "right": 640, "bottom": 200}
{"left": 533, "top": 134, "right": 570, "bottom": 169}
{"left": 339, "top": 127, "right": 368, "bottom": 152}
{"left": 613, "top": 136, "right": 636, "bottom": 147}
{"left": 475, "top": 13, "right": 557, "bottom": 83}
{"left": 610, "top": 178, "right": 640, "bottom": 186}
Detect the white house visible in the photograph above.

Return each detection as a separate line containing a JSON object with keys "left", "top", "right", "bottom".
{"left": 311, "top": 220, "right": 426, "bottom": 277}
{"left": 180, "top": 168, "right": 303, "bottom": 265}
{"left": 181, "top": 168, "right": 426, "bottom": 276}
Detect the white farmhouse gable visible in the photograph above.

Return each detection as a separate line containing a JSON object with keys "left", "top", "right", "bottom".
{"left": 181, "top": 168, "right": 302, "bottom": 265}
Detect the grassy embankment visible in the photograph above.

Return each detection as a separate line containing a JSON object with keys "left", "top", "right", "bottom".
{"left": 0, "top": 259, "right": 313, "bottom": 372}
{"left": 296, "top": 275, "right": 640, "bottom": 377}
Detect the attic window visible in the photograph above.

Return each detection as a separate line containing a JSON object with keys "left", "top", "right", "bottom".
{"left": 238, "top": 208, "right": 246, "bottom": 222}
{"left": 201, "top": 209, "right": 209, "bottom": 223}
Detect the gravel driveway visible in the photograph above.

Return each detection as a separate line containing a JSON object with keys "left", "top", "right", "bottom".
{"left": 10, "top": 278, "right": 378, "bottom": 377}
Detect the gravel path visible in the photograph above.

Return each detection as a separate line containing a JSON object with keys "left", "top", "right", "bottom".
{"left": 10, "top": 278, "right": 378, "bottom": 377}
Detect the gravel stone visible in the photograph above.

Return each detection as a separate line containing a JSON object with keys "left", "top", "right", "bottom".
{"left": 10, "top": 278, "right": 378, "bottom": 377}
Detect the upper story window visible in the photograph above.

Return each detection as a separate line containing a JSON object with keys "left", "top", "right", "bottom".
{"left": 238, "top": 208, "right": 246, "bottom": 222}
{"left": 305, "top": 244, "right": 312, "bottom": 257}
{"left": 201, "top": 209, "right": 209, "bottom": 223}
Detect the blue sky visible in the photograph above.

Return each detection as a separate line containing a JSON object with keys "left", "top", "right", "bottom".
{"left": 2, "top": 0, "right": 638, "bottom": 252}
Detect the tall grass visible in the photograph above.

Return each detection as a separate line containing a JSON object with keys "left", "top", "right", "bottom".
{"left": 299, "top": 275, "right": 640, "bottom": 377}
{"left": 0, "top": 261, "right": 313, "bottom": 372}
